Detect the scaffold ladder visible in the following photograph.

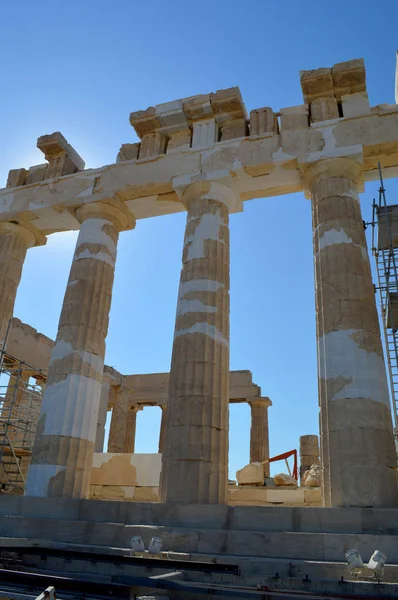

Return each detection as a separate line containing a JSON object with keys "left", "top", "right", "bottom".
{"left": 0, "top": 323, "right": 45, "bottom": 494}
{"left": 371, "top": 165, "right": 398, "bottom": 434}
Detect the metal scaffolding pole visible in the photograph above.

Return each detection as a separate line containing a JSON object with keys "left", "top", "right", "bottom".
{"left": 0, "top": 327, "right": 46, "bottom": 494}
{"left": 370, "top": 165, "right": 398, "bottom": 439}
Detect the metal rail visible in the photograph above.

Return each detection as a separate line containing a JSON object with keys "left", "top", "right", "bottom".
{"left": 0, "top": 567, "right": 394, "bottom": 600}
{"left": 0, "top": 568, "right": 130, "bottom": 598}
{"left": 0, "top": 544, "right": 240, "bottom": 574}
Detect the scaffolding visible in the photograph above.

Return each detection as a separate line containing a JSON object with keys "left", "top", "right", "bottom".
{"left": 0, "top": 328, "right": 46, "bottom": 494}
{"left": 371, "top": 165, "right": 398, "bottom": 435}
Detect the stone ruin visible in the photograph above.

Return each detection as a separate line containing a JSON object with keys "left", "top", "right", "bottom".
{"left": 0, "top": 57, "right": 398, "bottom": 597}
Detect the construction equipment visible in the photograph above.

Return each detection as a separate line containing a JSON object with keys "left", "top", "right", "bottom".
{"left": 371, "top": 164, "right": 398, "bottom": 438}
{"left": 0, "top": 323, "right": 46, "bottom": 493}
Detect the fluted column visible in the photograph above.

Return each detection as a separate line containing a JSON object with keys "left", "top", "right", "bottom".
{"left": 0, "top": 223, "right": 45, "bottom": 343}
{"left": 299, "top": 434, "right": 320, "bottom": 482}
{"left": 249, "top": 397, "right": 272, "bottom": 477}
{"left": 25, "top": 201, "right": 134, "bottom": 498}
{"left": 107, "top": 390, "right": 128, "bottom": 453}
{"left": 124, "top": 405, "right": 142, "bottom": 453}
{"left": 160, "top": 181, "right": 240, "bottom": 504}
{"left": 158, "top": 405, "right": 167, "bottom": 453}
{"left": 304, "top": 157, "right": 398, "bottom": 507}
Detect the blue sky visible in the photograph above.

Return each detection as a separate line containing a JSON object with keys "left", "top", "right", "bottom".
{"left": 1, "top": 1, "right": 398, "bottom": 478}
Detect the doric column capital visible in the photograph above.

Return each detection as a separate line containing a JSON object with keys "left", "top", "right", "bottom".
{"left": 249, "top": 396, "right": 272, "bottom": 409}
{"left": 76, "top": 200, "right": 135, "bottom": 232}
{"left": 0, "top": 221, "right": 46, "bottom": 248}
{"left": 175, "top": 180, "right": 242, "bottom": 213}
{"left": 300, "top": 156, "right": 364, "bottom": 199}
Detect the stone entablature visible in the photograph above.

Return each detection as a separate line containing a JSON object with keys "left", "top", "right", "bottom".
{"left": 6, "top": 318, "right": 53, "bottom": 375}
{"left": 106, "top": 369, "right": 261, "bottom": 408}
{"left": 2, "top": 59, "right": 398, "bottom": 236}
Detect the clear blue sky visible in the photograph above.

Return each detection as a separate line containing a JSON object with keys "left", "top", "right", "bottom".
{"left": 1, "top": 1, "right": 398, "bottom": 478}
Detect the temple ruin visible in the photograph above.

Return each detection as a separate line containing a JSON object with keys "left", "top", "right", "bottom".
{"left": 1, "top": 57, "right": 398, "bottom": 597}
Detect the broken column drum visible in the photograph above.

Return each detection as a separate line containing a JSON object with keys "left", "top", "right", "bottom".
{"left": 305, "top": 157, "right": 398, "bottom": 508}
{"left": 160, "top": 181, "right": 238, "bottom": 504}
{"left": 25, "top": 202, "right": 134, "bottom": 498}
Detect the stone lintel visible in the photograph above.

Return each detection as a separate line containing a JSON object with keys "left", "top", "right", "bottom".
{"left": 103, "top": 369, "right": 261, "bottom": 407}
{"left": 37, "top": 132, "right": 85, "bottom": 171}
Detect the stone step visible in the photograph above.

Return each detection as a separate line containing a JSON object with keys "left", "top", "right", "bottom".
{"left": 1, "top": 516, "right": 397, "bottom": 563}
{"left": 1, "top": 496, "right": 398, "bottom": 535}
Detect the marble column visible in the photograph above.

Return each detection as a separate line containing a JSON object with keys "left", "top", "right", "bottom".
{"left": 299, "top": 434, "right": 320, "bottom": 482}
{"left": 158, "top": 405, "right": 167, "bottom": 453}
{"left": 124, "top": 406, "right": 141, "bottom": 453}
{"left": 304, "top": 157, "right": 398, "bottom": 507}
{"left": 249, "top": 397, "right": 272, "bottom": 477}
{"left": 25, "top": 201, "right": 134, "bottom": 498}
{"left": 0, "top": 222, "right": 45, "bottom": 343}
{"left": 160, "top": 181, "right": 239, "bottom": 504}
{"left": 107, "top": 390, "right": 128, "bottom": 453}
